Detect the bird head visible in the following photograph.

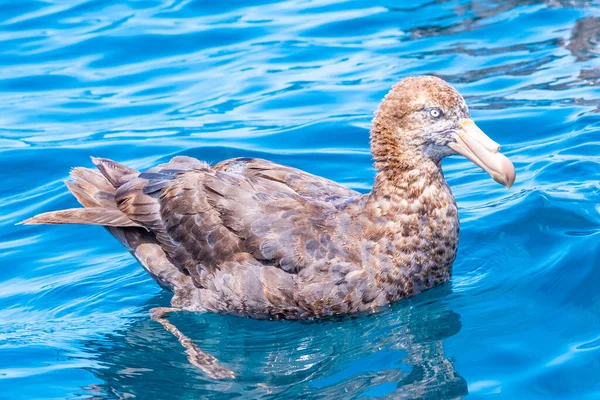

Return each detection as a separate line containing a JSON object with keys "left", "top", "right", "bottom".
{"left": 373, "top": 76, "right": 515, "bottom": 188}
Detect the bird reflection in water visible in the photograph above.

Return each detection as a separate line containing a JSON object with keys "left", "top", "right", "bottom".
{"left": 81, "top": 286, "right": 467, "bottom": 399}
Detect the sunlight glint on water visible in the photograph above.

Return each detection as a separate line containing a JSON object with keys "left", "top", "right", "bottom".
{"left": 1, "top": 1, "right": 600, "bottom": 399}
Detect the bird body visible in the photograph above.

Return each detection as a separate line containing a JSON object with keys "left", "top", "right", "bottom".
{"left": 22, "top": 76, "right": 514, "bottom": 321}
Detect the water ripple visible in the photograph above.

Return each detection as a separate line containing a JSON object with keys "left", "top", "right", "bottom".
{"left": 1, "top": 0, "right": 600, "bottom": 399}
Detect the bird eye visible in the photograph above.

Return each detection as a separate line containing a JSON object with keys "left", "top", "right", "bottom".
{"left": 429, "top": 108, "right": 442, "bottom": 118}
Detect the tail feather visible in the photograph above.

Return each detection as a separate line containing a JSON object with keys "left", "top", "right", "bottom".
{"left": 66, "top": 167, "right": 116, "bottom": 208}
{"left": 19, "top": 157, "right": 141, "bottom": 228}
{"left": 71, "top": 166, "right": 115, "bottom": 192}
{"left": 19, "top": 156, "right": 187, "bottom": 292}
{"left": 65, "top": 181, "right": 103, "bottom": 208}
{"left": 19, "top": 208, "right": 143, "bottom": 228}
{"left": 91, "top": 157, "right": 137, "bottom": 188}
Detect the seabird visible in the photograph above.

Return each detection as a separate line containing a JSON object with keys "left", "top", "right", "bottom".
{"left": 21, "top": 76, "right": 516, "bottom": 377}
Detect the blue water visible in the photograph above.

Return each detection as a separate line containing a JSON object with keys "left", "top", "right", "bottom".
{"left": 1, "top": 0, "right": 599, "bottom": 398}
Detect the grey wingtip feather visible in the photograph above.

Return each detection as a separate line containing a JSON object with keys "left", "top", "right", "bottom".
{"left": 17, "top": 216, "right": 44, "bottom": 225}
{"left": 91, "top": 156, "right": 115, "bottom": 164}
{"left": 91, "top": 156, "right": 112, "bottom": 167}
{"left": 70, "top": 166, "right": 85, "bottom": 175}
{"left": 17, "top": 213, "right": 57, "bottom": 225}
{"left": 15, "top": 208, "right": 143, "bottom": 228}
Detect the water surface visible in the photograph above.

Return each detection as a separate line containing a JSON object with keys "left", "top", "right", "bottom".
{"left": 1, "top": 0, "right": 600, "bottom": 399}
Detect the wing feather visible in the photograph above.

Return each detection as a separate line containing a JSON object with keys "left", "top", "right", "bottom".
{"left": 113, "top": 156, "right": 358, "bottom": 288}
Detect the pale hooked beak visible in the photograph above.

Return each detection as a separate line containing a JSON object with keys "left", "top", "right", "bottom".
{"left": 448, "top": 119, "right": 516, "bottom": 188}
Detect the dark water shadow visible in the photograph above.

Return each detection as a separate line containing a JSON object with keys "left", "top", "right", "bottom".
{"left": 80, "top": 285, "right": 467, "bottom": 399}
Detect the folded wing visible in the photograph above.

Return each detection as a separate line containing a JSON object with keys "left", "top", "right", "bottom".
{"left": 114, "top": 157, "right": 358, "bottom": 289}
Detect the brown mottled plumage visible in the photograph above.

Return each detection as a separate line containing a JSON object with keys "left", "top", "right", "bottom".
{"left": 21, "top": 76, "right": 515, "bottom": 377}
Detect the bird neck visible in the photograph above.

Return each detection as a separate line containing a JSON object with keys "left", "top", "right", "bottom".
{"left": 361, "top": 121, "right": 459, "bottom": 301}
{"left": 369, "top": 120, "right": 446, "bottom": 200}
